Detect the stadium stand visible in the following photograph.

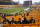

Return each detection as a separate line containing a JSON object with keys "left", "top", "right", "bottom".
{"left": 0, "top": 5, "right": 40, "bottom": 27}
{"left": 0, "top": 5, "right": 23, "bottom": 9}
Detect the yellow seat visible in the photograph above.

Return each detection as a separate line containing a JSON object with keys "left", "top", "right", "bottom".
{"left": 16, "top": 26, "right": 22, "bottom": 27}
{"left": 39, "top": 26, "right": 40, "bottom": 27}
{"left": 31, "top": 26, "right": 38, "bottom": 27}
{"left": 16, "top": 24, "right": 22, "bottom": 27}
{"left": 10, "top": 24, "right": 16, "bottom": 27}
{"left": 23, "top": 26, "right": 30, "bottom": 27}
{"left": 3, "top": 24, "right": 9, "bottom": 27}
{"left": 9, "top": 26, "right": 14, "bottom": 27}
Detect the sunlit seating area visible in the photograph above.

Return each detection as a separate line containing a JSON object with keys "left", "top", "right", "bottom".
{"left": 0, "top": 5, "right": 40, "bottom": 27}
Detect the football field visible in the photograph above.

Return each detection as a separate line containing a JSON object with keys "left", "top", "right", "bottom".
{"left": 0, "top": 7, "right": 27, "bottom": 14}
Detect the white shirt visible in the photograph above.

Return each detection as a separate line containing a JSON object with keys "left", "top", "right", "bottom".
{"left": 0, "top": 24, "right": 3, "bottom": 27}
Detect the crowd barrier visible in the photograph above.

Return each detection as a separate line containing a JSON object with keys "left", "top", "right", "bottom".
{"left": 3, "top": 24, "right": 40, "bottom": 27}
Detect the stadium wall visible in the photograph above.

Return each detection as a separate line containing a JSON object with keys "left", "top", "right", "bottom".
{"left": 0, "top": 5, "right": 23, "bottom": 9}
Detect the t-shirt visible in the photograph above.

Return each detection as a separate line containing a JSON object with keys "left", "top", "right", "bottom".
{"left": 0, "top": 24, "right": 3, "bottom": 27}
{"left": 11, "top": 20, "right": 17, "bottom": 24}
{"left": 29, "top": 19, "right": 35, "bottom": 23}
{"left": 17, "top": 21, "right": 21, "bottom": 24}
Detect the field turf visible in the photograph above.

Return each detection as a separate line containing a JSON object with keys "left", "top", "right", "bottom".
{"left": 0, "top": 7, "right": 27, "bottom": 14}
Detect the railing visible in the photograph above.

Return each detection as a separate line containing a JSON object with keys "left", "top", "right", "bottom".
{"left": 3, "top": 24, "right": 40, "bottom": 27}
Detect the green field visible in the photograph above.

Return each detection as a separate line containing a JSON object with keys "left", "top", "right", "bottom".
{"left": 0, "top": 7, "right": 27, "bottom": 14}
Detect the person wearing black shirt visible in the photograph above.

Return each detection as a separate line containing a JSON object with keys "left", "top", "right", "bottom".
{"left": 27, "top": 12, "right": 29, "bottom": 16}
{"left": 1, "top": 14, "right": 6, "bottom": 19}
{"left": 22, "top": 17, "right": 29, "bottom": 24}
{"left": 2, "top": 19, "right": 9, "bottom": 24}
{"left": 11, "top": 17, "right": 17, "bottom": 24}
{"left": 29, "top": 17, "right": 35, "bottom": 23}
{"left": 17, "top": 18, "right": 21, "bottom": 24}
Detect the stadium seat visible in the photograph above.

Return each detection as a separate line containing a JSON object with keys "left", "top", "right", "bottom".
{"left": 9, "top": 26, "right": 13, "bottom": 27}
{"left": 31, "top": 26, "right": 38, "bottom": 27}
{"left": 16, "top": 26, "right": 22, "bottom": 27}
{"left": 16, "top": 24, "right": 22, "bottom": 27}
{"left": 39, "top": 26, "right": 40, "bottom": 27}
{"left": 10, "top": 24, "right": 16, "bottom": 27}
{"left": 0, "top": 17, "right": 2, "bottom": 18}
{"left": 3, "top": 24, "right": 9, "bottom": 27}
{"left": 23, "top": 26, "right": 30, "bottom": 27}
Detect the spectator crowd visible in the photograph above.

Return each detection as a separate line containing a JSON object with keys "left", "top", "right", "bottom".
{"left": 1, "top": 17, "right": 35, "bottom": 24}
